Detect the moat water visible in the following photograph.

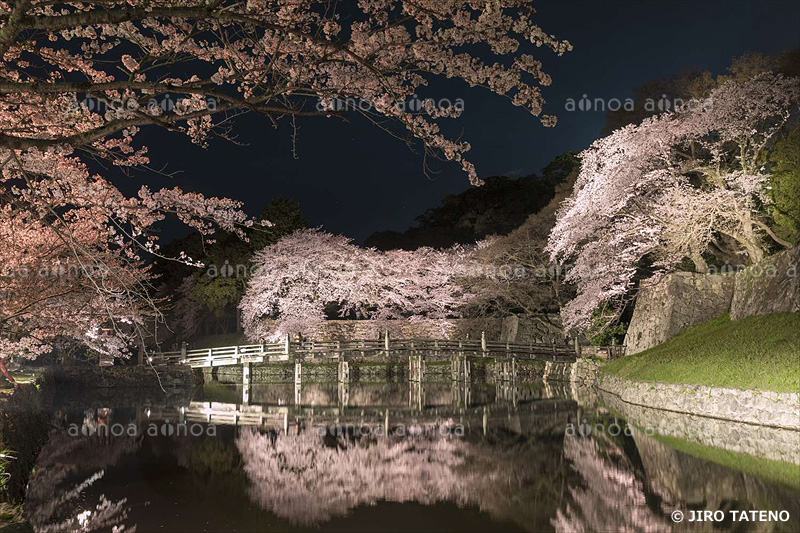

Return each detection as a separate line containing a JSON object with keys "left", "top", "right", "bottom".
{"left": 23, "top": 381, "right": 800, "bottom": 532}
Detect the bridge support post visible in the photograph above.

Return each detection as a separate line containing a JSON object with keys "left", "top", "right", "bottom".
{"left": 408, "top": 354, "right": 423, "bottom": 382}
{"left": 450, "top": 355, "right": 470, "bottom": 382}
{"left": 498, "top": 357, "right": 517, "bottom": 383}
{"left": 409, "top": 381, "right": 424, "bottom": 411}
{"left": 481, "top": 331, "right": 487, "bottom": 357}
{"left": 294, "top": 361, "right": 302, "bottom": 386}
{"left": 338, "top": 382, "right": 349, "bottom": 411}
{"left": 337, "top": 359, "right": 349, "bottom": 384}
{"left": 294, "top": 382, "right": 301, "bottom": 406}
{"left": 242, "top": 363, "right": 252, "bottom": 405}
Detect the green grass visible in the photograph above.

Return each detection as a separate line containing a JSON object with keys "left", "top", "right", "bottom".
{"left": 604, "top": 313, "right": 800, "bottom": 393}
{"left": 652, "top": 433, "right": 800, "bottom": 490}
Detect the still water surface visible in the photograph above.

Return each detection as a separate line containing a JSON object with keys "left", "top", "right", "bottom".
{"left": 27, "top": 382, "right": 800, "bottom": 532}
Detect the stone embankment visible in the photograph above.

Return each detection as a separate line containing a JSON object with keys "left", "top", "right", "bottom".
{"left": 204, "top": 357, "right": 602, "bottom": 386}
{"left": 45, "top": 364, "right": 195, "bottom": 390}
{"left": 599, "top": 375, "right": 800, "bottom": 464}
{"left": 624, "top": 246, "right": 799, "bottom": 354}
{"left": 598, "top": 374, "right": 800, "bottom": 430}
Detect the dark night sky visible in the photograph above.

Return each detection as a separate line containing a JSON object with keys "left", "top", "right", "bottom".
{"left": 128, "top": 0, "right": 800, "bottom": 244}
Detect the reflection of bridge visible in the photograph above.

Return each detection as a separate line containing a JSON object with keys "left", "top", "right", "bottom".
{"left": 143, "top": 390, "right": 578, "bottom": 436}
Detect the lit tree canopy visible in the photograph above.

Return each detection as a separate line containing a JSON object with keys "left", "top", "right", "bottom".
{"left": 0, "top": 0, "right": 571, "bottom": 184}
{"left": 459, "top": 164, "right": 577, "bottom": 320}
{"left": 240, "top": 228, "right": 472, "bottom": 339}
{"left": 0, "top": 1, "right": 569, "bottom": 360}
{"left": 0, "top": 204, "right": 155, "bottom": 366}
{"left": 547, "top": 74, "right": 800, "bottom": 331}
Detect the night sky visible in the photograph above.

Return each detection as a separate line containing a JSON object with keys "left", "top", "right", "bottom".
{"left": 128, "top": 0, "right": 800, "bottom": 243}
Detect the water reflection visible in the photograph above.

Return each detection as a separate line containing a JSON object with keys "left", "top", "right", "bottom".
{"left": 25, "top": 381, "right": 800, "bottom": 532}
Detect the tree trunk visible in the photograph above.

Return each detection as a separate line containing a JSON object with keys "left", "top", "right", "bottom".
{"left": 691, "top": 252, "right": 709, "bottom": 274}
{"left": 0, "top": 357, "right": 17, "bottom": 387}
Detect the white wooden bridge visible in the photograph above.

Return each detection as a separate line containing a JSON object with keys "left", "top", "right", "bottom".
{"left": 149, "top": 333, "right": 580, "bottom": 369}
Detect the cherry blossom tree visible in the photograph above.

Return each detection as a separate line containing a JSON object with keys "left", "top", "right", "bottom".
{"left": 0, "top": 0, "right": 570, "bottom": 185}
{"left": 1, "top": 1, "right": 569, "bottom": 362}
{"left": 547, "top": 74, "right": 800, "bottom": 331}
{"left": 0, "top": 206, "right": 151, "bottom": 379}
{"left": 0, "top": 179, "right": 255, "bottom": 374}
{"left": 240, "top": 229, "right": 472, "bottom": 339}
{"left": 459, "top": 173, "right": 577, "bottom": 321}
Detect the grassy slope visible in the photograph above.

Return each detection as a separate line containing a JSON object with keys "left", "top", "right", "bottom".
{"left": 603, "top": 313, "right": 800, "bottom": 393}
{"left": 653, "top": 433, "right": 800, "bottom": 490}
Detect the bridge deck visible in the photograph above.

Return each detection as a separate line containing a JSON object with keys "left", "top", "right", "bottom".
{"left": 150, "top": 337, "right": 578, "bottom": 368}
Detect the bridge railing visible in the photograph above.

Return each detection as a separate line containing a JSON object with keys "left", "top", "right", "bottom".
{"left": 149, "top": 336, "right": 583, "bottom": 367}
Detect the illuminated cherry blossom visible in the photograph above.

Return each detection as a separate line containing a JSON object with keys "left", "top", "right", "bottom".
{"left": 547, "top": 74, "right": 800, "bottom": 330}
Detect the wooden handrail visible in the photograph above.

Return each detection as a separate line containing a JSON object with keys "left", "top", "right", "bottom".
{"left": 148, "top": 336, "right": 598, "bottom": 368}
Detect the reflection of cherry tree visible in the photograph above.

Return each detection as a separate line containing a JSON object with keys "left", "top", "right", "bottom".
{"left": 25, "top": 431, "right": 139, "bottom": 532}
{"left": 237, "top": 427, "right": 571, "bottom": 530}
{"left": 28, "top": 470, "right": 134, "bottom": 533}
{"left": 552, "top": 435, "right": 672, "bottom": 533}
{"left": 237, "top": 428, "right": 468, "bottom": 525}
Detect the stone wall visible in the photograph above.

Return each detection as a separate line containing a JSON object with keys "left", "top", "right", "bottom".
{"left": 257, "top": 315, "right": 564, "bottom": 343}
{"left": 599, "top": 380, "right": 800, "bottom": 465}
{"left": 730, "top": 245, "right": 800, "bottom": 320}
{"left": 624, "top": 247, "right": 799, "bottom": 355}
{"left": 46, "top": 365, "right": 195, "bottom": 390}
{"left": 499, "top": 314, "right": 565, "bottom": 343}
{"left": 624, "top": 272, "right": 735, "bottom": 355}
{"left": 598, "top": 374, "right": 800, "bottom": 431}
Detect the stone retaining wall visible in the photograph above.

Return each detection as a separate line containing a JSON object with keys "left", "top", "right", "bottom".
{"left": 624, "top": 272, "right": 735, "bottom": 354}
{"left": 731, "top": 245, "right": 800, "bottom": 320}
{"left": 47, "top": 365, "right": 195, "bottom": 390}
{"left": 600, "top": 384, "right": 800, "bottom": 465}
{"left": 598, "top": 374, "right": 800, "bottom": 430}
{"left": 624, "top": 246, "right": 799, "bottom": 355}
{"left": 255, "top": 315, "right": 566, "bottom": 344}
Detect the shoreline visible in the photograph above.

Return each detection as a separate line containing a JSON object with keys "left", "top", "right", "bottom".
{"left": 596, "top": 373, "right": 800, "bottom": 466}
